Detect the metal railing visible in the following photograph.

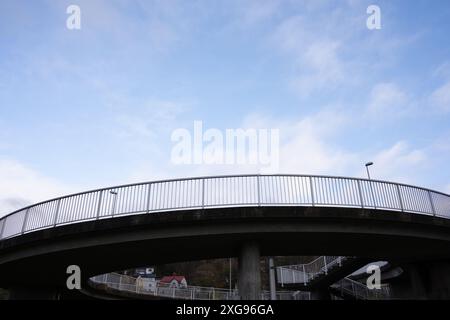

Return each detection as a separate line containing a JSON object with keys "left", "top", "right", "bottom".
{"left": 277, "top": 256, "right": 347, "bottom": 286}
{"left": 90, "top": 273, "right": 311, "bottom": 300}
{"left": 277, "top": 257, "right": 392, "bottom": 300}
{"left": 1, "top": 174, "right": 449, "bottom": 240}
{"left": 332, "top": 277, "right": 391, "bottom": 300}
{"left": 90, "top": 273, "right": 239, "bottom": 300}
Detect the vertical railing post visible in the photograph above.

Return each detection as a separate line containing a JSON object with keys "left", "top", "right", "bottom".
{"left": 202, "top": 179, "right": 205, "bottom": 209}
{"left": 257, "top": 175, "right": 261, "bottom": 206}
{"left": 357, "top": 180, "right": 364, "bottom": 209}
{"left": 428, "top": 190, "right": 436, "bottom": 216}
{"left": 96, "top": 191, "right": 103, "bottom": 220}
{"left": 53, "top": 199, "right": 61, "bottom": 227}
{"left": 0, "top": 218, "right": 5, "bottom": 239}
{"left": 303, "top": 265, "right": 306, "bottom": 286}
{"left": 396, "top": 184, "right": 404, "bottom": 212}
{"left": 369, "top": 180, "right": 377, "bottom": 210}
{"left": 323, "top": 256, "right": 328, "bottom": 274}
{"left": 146, "top": 183, "right": 152, "bottom": 213}
{"left": 309, "top": 176, "right": 315, "bottom": 206}
{"left": 21, "top": 208, "right": 30, "bottom": 234}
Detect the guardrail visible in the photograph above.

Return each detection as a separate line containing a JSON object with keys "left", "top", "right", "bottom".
{"left": 332, "top": 277, "right": 391, "bottom": 300}
{"left": 1, "top": 174, "right": 449, "bottom": 240}
{"left": 90, "top": 273, "right": 311, "bottom": 300}
{"left": 277, "top": 257, "right": 392, "bottom": 300}
{"left": 90, "top": 273, "right": 238, "bottom": 300}
{"left": 277, "top": 256, "right": 346, "bottom": 286}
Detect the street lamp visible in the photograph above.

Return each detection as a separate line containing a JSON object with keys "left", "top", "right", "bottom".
{"left": 365, "top": 162, "right": 374, "bottom": 180}
{"left": 364, "top": 162, "right": 376, "bottom": 209}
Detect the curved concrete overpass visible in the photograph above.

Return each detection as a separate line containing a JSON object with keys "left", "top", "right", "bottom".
{"left": 0, "top": 174, "right": 449, "bottom": 298}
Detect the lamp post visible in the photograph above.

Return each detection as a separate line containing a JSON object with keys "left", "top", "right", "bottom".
{"left": 365, "top": 162, "right": 376, "bottom": 208}
{"left": 365, "top": 162, "right": 374, "bottom": 180}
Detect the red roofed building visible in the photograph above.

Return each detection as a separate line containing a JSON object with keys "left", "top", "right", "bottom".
{"left": 159, "top": 274, "right": 187, "bottom": 288}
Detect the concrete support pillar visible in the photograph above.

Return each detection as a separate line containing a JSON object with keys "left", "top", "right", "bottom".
{"left": 268, "top": 257, "right": 276, "bottom": 300}
{"left": 238, "top": 241, "right": 261, "bottom": 300}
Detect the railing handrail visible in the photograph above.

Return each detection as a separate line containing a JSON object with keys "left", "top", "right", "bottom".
{"left": 278, "top": 255, "right": 345, "bottom": 271}
{"left": 277, "top": 256, "right": 347, "bottom": 286}
{"left": 1, "top": 174, "right": 449, "bottom": 241}
{"left": 90, "top": 272, "right": 309, "bottom": 300}
{"left": 335, "top": 276, "right": 391, "bottom": 300}
{"left": 2, "top": 174, "right": 449, "bottom": 220}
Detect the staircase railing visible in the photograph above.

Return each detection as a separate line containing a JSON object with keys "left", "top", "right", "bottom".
{"left": 332, "top": 277, "right": 391, "bottom": 300}
{"left": 277, "top": 257, "right": 392, "bottom": 300}
{"left": 277, "top": 256, "right": 347, "bottom": 286}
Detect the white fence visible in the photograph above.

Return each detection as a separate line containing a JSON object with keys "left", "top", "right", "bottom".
{"left": 90, "top": 273, "right": 311, "bottom": 300}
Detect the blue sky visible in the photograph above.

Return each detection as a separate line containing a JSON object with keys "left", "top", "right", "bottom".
{"left": 1, "top": 0, "right": 450, "bottom": 215}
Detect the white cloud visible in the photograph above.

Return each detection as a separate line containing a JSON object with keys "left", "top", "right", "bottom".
{"left": 267, "top": 2, "right": 422, "bottom": 100}
{"left": 236, "top": 111, "right": 429, "bottom": 185}
{"left": 240, "top": 110, "right": 359, "bottom": 175}
{"left": 279, "top": 124, "right": 429, "bottom": 186}
{"left": 370, "top": 141, "right": 427, "bottom": 183}
{"left": 433, "top": 61, "right": 450, "bottom": 78}
{"left": 70, "top": 0, "right": 183, "bottom": 53}
{"left": 114, "top": 99, "right": 189, "bottom": 139}
{"left": 367, "top": 82, "right": 409, "bottom": 117}
{"left": 0, "top": 159, "right": 74, "bottom": 217}
{"left": 234, "top": 0, "right": 281, "bottom": 25}
{"left": 290, "top": 41, "right": 344, "bottom": 98}
{"left": 124, "top": 109, "right": 354, "bottom": 180}
{"left": 430, "top": 81, "right": 450, "bottom": 113}
{"left": 125, "top": 108, "right": 431, "bottom": 187}
{"left": 271, "top": 15, "right": 346, "bottom": 98}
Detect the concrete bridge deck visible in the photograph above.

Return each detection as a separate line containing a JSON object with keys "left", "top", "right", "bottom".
{"left": 0, "top": 174, "right": 449, "bottom": 299}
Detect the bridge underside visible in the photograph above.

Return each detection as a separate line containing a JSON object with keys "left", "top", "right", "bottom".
{"left": 1, "top": 206, "right": 450, "bottom": 298}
